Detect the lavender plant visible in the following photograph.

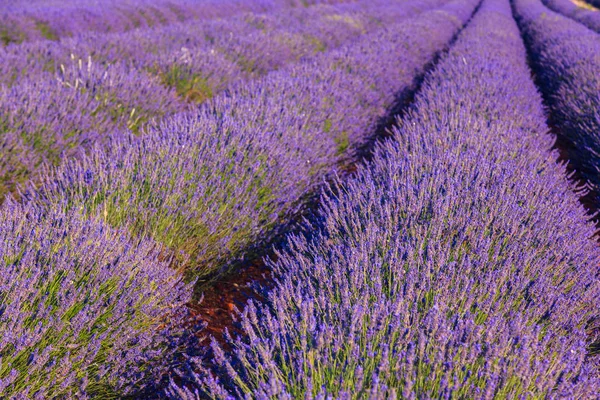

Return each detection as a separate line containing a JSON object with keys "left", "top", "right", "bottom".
{"left": 514, "top": 0, "right": 600, "bottom": 211}
{"left": 168, "top": 0, "right": 600, "bottom": 396}
{"left": 543, "top": 0, "right": 600, "bottom": 34}
{"left": 0, "top": 202, "right": 194, "bottom": 398}
{"left": 0, "top": 1, "right": 430, "bottom": 87}
{"left": 31, "top": 0, "right": 474, "bottom": 281}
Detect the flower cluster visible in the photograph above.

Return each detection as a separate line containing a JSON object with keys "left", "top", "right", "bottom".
{"left": 0, "top": 0, "right": 333, "bottom": 46}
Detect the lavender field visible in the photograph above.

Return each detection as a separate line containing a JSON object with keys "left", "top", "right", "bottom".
{"left": 0, "top": 0, "right": 599, "bottom": 398}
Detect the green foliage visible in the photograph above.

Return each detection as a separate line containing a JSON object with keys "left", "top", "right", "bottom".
{"left": 160, "top": 65, "right": 214, "bottom": 103}
{"left": 35, "top": 21, "right": 58, "bottom": 41}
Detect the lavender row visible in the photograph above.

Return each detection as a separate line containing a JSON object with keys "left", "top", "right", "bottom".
{"left": 0, "top": 1, "right": 408, "bottom": 85}
{"left": 0, "top": 1, "right": 422, "bottom": 199}
{"left": 29, "top": 0, "right": 469, "bottom": 282}
{"left": 0, "top": 202, "right": 195, "bottom": 398}
{"left": 144, "top": 1, "right": 436, "bottom": 102}
{"left": 514, "top": 0, "right": 600, "bottom": 209}
{"left": 0, "top": 3, "right": 432, "bottom": 395}
{"left": 0, "top": 0, "right": 341, "bottom": 46}
{"left": 0, "top": 0, "right": 261, "bottom": 45}
{"left": 169, "top": 0, "right": 600, "bottom": 396}
{"left": 543, "top": 0, "right": 600, "bottom": 33}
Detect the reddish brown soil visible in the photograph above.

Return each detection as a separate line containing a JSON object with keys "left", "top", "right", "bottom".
{"left": 186, "top": 258, "right": 274, "bottom": 347}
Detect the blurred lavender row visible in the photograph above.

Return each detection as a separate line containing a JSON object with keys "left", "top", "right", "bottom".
{"left": 29, "top": 0, "right": 464, "bottom": 282}
{"left": 0, "top": 0, "right": 429, "bottom": 199}
{"left": 0, "top": 202, "right": 195, "bottom": 398}
{"left": 0, "top": 1, "right": 418, "bottom": 85}
{"left": 0, "top": 0, "right": 345, "bottom": 46}
{"left": 543, "top": 0, "right": 600, "bottom": 33}
{"left": 515, "top": 0, "right": 600, "bottom": 209}
{"left": 168, "top": 0, "right": 600, "bottom": 396}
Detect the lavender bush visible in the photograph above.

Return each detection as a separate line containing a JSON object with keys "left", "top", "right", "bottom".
{"left": 31, "top": 0, "right": 474, "bottom": 281}
{"left": 514, "top": 0, "right": 600, "bottom": 210}
{"left": 0, "top": 202, "right": 194, "bottom": 398}
{"left": 543, "top": 0, "right": 600, "bottom": 33}
{"left": 168, "top": 0, "right": 600, "bottom": 396}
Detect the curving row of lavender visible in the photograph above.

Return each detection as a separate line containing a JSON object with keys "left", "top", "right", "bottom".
{"left": 167, "top": 0, "right": 600, "bottom": 396}
{"left": 0, "top": 202, "right": 195, "bottom": 398}
{"left": 0, "top": 0, "right": 343, "bottom": 46}
{"left": 27, "top": 0, "right": 472, "bottom": 282}
{"left": 514, "top": 0, "right": 600, "bottom": 210}
{"left": 0, "top": 0, "right": 424, "bottom": 199}
{"left": 543, "top": 0, "right": 600, "bottom": 33}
